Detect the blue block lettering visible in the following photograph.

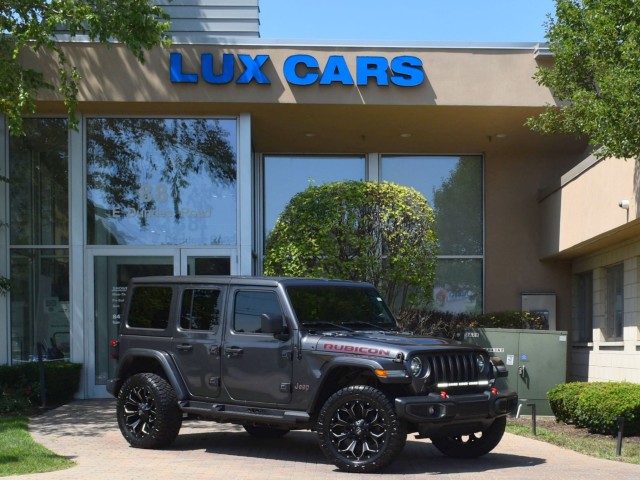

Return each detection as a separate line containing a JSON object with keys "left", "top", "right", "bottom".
{"left": 170, "top": 52, "right": 198, "bottom": 83}
{"left": 237, "top": 54, "right": 271, "bottom": 84}
{"left": 390, "top": 56, "right": 424, "bottom": 87}
{"left": 319, "top": 56, "right": 354, "bottom": 85}
{"left": 284, "top": 54, "right": 319, "bottom": 86}
{"left": 201, "top": 53, "right": 235, "bottom": 84}
{"left": 356, "top": 57, "right": 389, "bottom": 86}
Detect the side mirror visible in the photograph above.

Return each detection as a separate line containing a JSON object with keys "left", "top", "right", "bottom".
{"left": 261, "top": 313, "right": 287, "bottom": 339}
{"left": 492, "top": 356, "right": 509, "bottom": 378}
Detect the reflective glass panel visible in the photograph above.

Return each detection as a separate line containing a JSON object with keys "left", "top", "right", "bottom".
{"left": 381, "top": 156, "right": 483, "bottom": 256}
{"left": 432, "top": 258, "right": 483, "bottom": 313}
{"left": 10, "top": 249, "right": 70, "bottom": 363}
{"left": 87, "top": 118, "right": 237, "bottom": 245}
{"left": 264, "top": 155, "right": 366, "bottom": 234}
{"left": 9, "top": 118, "right": 69, "bottom": 245}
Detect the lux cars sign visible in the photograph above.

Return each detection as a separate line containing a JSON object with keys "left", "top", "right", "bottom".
{"left": 170, "top": 52, "right": 425, "bottom": 87}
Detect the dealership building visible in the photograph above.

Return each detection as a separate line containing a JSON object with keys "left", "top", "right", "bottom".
{"left": 1, "top": 1, "right": 639, "bottom": 398}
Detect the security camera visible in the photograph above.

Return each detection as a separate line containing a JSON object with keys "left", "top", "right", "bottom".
{"left": 619, "top": 200, "right": 630, "bottom": 209}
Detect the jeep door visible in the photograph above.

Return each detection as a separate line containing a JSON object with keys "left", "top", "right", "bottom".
{"left": 221, "top": 287, "right": 293, "bottom": 404}
{"left": 171, "top": 286, "right": 224, "bottom": 398}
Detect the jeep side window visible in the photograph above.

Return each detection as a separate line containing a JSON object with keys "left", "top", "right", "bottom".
{"left": 128, "top": 286, "right": 172, "bottom": 329}
{"left": 180, "top": 289, "right": 221, "bottom": 332}
{"left": 233, "top": 291, "right": 283, "bottom": 334}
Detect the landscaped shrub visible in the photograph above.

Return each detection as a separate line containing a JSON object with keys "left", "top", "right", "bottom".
{"left": 395, "top": 310, "right": 546, "bottom": 339}
{"left": 548, "top": 382, "right": 589, "bottom": 424}
{"left": 548, "top": 382, "right": 640, "bottom": 436}
{"left": 470, "top": 311, "right": 546, "bottom": 330}
{"left": 0, "top": 362, "right": 82, "bottom": 413}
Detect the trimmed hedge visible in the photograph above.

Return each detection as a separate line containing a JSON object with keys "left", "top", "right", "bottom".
{"left": 548, "top": 382, "right": 640, "bottom": 436}
{"left": 0, "top": 361, "right": 82, "bottom": 413}
{"left": 395, "top": 310, "right": 546, "bottom": 339}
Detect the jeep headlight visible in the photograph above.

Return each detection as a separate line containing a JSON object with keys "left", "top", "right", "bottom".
{"left": 410, "top": 356, "right": 423, "bottom": 377}
{"left": 476, "top": 353, "right": 487, "bottom": 374}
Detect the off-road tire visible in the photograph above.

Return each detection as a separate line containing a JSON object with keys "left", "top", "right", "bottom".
{"left": 116, "top": 373, "right": 182, "bottom": 449}
{"left": 316, "top": 385, "right": 407, "bottom": 473}
{"left": 430, "top": 416, "right": 507, "bottom": 458}
{"left": 243, "top": 425, "right": 290, "bottom": 438}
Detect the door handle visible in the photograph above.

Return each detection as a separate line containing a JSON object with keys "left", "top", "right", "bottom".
{"left": 518, "top": 364, "right": 526, "bottom": 376}
{"left": 176, "top": 344, "right": 193, "bottom": 352}
{"left": 225, "top": 346, "right": 244, "bottom": 357}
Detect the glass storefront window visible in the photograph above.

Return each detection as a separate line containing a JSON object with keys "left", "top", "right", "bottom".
{"left": 381, "top": 155, "right": 483, "bottom": 256}
{"left": 9, "top": 118, "right": 69, "bottom": 245}
{"left": 381, "top": 156, "right": 483, "bottom": 312}
{"left": 433, "top": 258, "right": 483, "bottom": 313}
{"left": 264, "top": 155, "right": 366, "bottom": 234}
{"left": 10, "top": 249, "right": 70, "bottom": 363}
{"left": 87, "top": 118, "right": 238, "bottom": 246}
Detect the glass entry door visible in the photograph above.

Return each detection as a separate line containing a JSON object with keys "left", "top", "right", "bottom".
{"left": 87, "top": 248, "right": 236, "bottom": 397}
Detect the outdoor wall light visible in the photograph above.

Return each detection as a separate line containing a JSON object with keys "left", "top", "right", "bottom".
{"left": 619, "top": 200, "right": 630, "bottom": 210}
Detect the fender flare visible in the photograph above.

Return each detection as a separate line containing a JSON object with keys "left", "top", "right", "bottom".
{"left": 116, "top": 348, "right": 188, "bottom": 400}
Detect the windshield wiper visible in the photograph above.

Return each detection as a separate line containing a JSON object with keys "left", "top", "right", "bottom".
{"left": 301, "top": 322, "right": 355, "bottom": 333}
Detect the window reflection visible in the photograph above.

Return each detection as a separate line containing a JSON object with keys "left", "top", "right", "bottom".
{"left": 381, "top": 156, "right": 483, "bottom": 256}
{"left": 264, "top": 155, "right": 366, "bottom": 235}
{"left": 9, "top": 118, "right": 69, "bottom": 245}
{"left": 10, "top": 250, "right": 70, "bottom": 363}
{"left": 87, "top": 118, "right": 238, "bottom": 245}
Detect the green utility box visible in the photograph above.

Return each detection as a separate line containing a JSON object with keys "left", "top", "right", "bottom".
{"left": 463, "top": 328, "right": 568, "bottom": 416}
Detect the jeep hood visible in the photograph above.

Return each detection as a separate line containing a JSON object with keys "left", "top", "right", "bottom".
{"left": 305, "top": 331, "right": 479, "bottom": 358}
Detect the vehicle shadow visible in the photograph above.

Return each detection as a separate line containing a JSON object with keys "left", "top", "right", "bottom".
{"left": 170, "top": 428, "right": 546, "bottom": 475}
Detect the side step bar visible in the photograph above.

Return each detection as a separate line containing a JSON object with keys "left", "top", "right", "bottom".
{"left": 178, "top": 400, "right": 310, "bottom": 426}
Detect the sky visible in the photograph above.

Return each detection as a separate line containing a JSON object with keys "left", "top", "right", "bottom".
{"left": 259, "top": 0, "right": 556, "bottom": 43}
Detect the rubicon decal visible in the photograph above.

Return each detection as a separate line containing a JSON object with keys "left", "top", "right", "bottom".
{"left": 170, "top": 52, "right": 425, "bottom": 87}
{"left": 323, "top": 344, "right": 391, "bottom": 356}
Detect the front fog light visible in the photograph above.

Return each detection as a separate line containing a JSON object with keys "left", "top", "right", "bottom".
{"left": 410, "top": 356, "right": 423, "bottom": 377}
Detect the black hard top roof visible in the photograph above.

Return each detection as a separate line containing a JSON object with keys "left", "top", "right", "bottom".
{"left": 127, "top": 276, "right": 373, "bottom": 288}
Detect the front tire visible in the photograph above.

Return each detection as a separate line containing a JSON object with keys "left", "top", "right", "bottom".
{"left": 116, "top": 373, "right": 182, "bottom": 449}
{"left": 430, "top": 416, "right": 507, "bottom": 458}
{"left": 316, "top": 385, "right": 406, "bottom": 473}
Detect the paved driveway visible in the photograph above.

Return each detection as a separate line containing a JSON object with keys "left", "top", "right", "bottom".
{"left": 8, "top": 400, "right": 640, "bottom": 479}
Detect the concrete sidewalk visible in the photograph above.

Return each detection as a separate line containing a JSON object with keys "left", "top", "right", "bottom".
{"left": 8, "top": 400, "right": 640, "bottom": 479}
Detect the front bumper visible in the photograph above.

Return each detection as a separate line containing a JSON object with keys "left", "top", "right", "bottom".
{"left": 395, "top": 389, "right": 518, "bottom": 437}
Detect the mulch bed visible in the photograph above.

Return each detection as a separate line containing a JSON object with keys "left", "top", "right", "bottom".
{"left": 509, "top": 416, "right": 640, "bottom": 444}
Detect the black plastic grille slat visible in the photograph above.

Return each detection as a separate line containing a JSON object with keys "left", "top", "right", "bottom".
{"left": 422, "top": 352, "right": 481, "bottom": 387}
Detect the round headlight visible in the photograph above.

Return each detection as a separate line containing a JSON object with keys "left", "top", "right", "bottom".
{"left": 410, "top": 356, "right": 423, "bottom": 377}
{"left": 477, "top": 354, "right": 487, "bottom": 373}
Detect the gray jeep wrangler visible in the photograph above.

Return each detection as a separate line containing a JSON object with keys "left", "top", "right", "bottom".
{"left": 107, "top": 276, "right": 516, "bottom": 473}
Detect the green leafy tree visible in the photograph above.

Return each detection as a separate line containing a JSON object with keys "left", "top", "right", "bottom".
{"left": 0, "top": 0, "right": 171, "bottom": 135}
{"left": 264, "top": 181, "right": 438, "bottom": 311}
{"left": 528, "top": 0, "right": 640, "bottom": 158}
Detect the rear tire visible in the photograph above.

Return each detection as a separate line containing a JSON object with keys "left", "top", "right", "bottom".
{"left": 430, "top": 416, "right": 507, "bottom": 458}
{"left": 116, "top": 373, "right": 182, "bottom": 449}
{"left": 316, "top": 385, "right": 406, "bottom": 473}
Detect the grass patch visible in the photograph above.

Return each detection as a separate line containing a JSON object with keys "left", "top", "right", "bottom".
{"left": 0, "top": 416, "right": 75, "bottom": 477}
{"left": 507, "top": 418, "right": 640, "bottom": 465}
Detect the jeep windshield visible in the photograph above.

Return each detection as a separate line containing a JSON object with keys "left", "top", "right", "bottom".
{"left": 286, "top": 285, "right": 398, "bottom": 332}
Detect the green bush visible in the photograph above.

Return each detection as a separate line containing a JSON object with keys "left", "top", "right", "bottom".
{"left": 0, "top": 362, "right": 82, "bottom": 413}
{"left": 548, "top": 382, "right": 589, "bottom": 424}
{"left": 470, "top": 311, "right": 546, "bottom": 330}
{"left": 548, "top": 382, "right": 640, "bottom": 436}
{"left": 395, "top": 310, "right": 546, "bottom": 339}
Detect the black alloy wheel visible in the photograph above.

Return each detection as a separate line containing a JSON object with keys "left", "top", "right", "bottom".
{"left": 116, "top": 373, "right": 182, "bottom": 449}
{"left": 430, "top": 416, "right": 507, "bottom": 458}
{"left": 317, "top": 385, "right": 406, "bottom": 473}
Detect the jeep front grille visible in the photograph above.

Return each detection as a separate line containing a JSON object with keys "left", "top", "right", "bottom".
{"left": 420, "top": 352, "right": 489, "bottom": 390}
